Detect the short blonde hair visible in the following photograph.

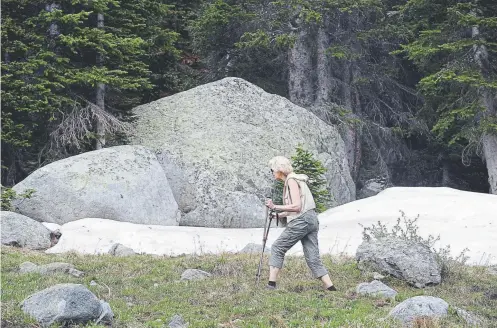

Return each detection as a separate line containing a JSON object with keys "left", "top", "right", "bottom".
{"left": 268, "top": 156, "right": 294, "bottom": 175}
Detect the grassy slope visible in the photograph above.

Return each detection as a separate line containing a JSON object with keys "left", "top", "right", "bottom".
{"left": 1, "top": 246, "right": 496, "bottom": 328}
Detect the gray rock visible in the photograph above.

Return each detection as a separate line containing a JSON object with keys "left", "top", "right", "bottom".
{"left": 19, "top": 262, "right": 39, "bottom": 273}
{"left": 454, "top": 307, "right": 485, "bottom": 327}
{"left": 356, "top": 280, "right": 397, "bottom": 298}
{"left": 21, "top": 283, "right": 113, "bottom": 327}
{"left": 373, "top": 272, "right": 385, "bottom": 280}
{"left": 168, "top": 314, "right": 189, "bottom": 328}
{"left": 180, "top": 269, "right": 212, "bottom": 281}
{"left": 388, "top": 296, "right": 448, "bottom": 326}
{"left": 356, "top": 238, "right": 441, "bottom": 288}
{"left": 12, "top": 145, "right": 180, "bottom": 226}
{"left": 239, "top": 243, "right": 270, "bottom": 254}
{"left": 1, "top": 211, "right": 51, "bottom": 249}
{"left": 68, "top": 268, "right": 85, "bottom": 278}
{"left": 19, "top": 261, "right": 84, "bottom": 277}
{"left": 96, "top": 300, "right": 114, "bottom": 324}
{"left": 50, "top": 229, "right": 62, "bottom": 247}
{"left": 108, "top": 243, "right": 136, "bottom": 256}
{"left": 129, "top": 77, "right": 355, "bottom": 227}
{"left": 357, "top": 177, "right": 390, "bottom": 199}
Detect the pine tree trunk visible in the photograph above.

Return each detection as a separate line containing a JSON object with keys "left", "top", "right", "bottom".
{"left": 45, "top": 3, "right": 59, "bottom": 37}
{"left": 288, "top": 26, "right": 314, "bottom": 106}
{"left": 482, "top": 132, "right": 497, "bottom": 194}
{"left": 340, "top": 61, "right": 356, "bottom": 173}
{"left": 442, "top": 160, "right": 451, "bottom": 187}
{"left": 96, "top": 12, "right": 105, "bottom": 150}
{"left": 352, "top": 79, "right": 362, "bottom": 181}
{"left": 472, "top": 23, "right": 497, "bottom": 194}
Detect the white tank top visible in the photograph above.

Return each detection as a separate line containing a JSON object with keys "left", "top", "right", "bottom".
{"left": 283, "top": 173, "right": 316, "bottom": 221}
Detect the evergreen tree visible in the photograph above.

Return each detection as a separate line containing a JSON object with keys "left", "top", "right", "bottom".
{"left": 1, "top": 0, "right": 190, "bottom": 185}
{"left": 393, "top": 0, "right": 497, "bottom": 193}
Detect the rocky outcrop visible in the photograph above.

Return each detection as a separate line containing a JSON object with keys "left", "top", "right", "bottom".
{"left": 356, "top": 237, "right": 441, "bottom": 288}
{"left": 12, "top": 145, "right": 180, "bottom": 226}
{"left": 130, "top": 77, "right": 355, "bottom": 227}
{"left": 357, "top": 177, "right": 389, "bottom": 199}
{"left": 1, "top": 211, "right": 52, "bottom": 249}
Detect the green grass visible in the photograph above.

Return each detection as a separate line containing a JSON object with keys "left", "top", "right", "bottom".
{"left": 1, "top": 246, "right": 496, "bottom": 327}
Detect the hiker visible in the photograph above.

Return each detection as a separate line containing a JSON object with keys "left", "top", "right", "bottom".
{"left": 265, "top": 156, "right": 336, "bottom": 291}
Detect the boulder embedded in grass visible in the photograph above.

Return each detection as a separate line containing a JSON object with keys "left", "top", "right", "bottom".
{"left": 181, "top": 269, "right": 212, "bottom": 281}
{"left": 388, "top": 296, "right": 448, "bottom": 326}
{"left": 19, "top": 262, "right": 84, "bottom": 277}
{"left": 356, "top": 280, "right": 397, "bottom": 299}
{"left": 21, "top": 283, "right": 113, "bottom": 327}
{"left": 454, "top": 307, "right": 485, "bottom": 327}
{"left": 168, "top": 314, "right": 189, "bottom": 328}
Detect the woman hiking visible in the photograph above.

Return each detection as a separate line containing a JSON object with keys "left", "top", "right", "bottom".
{"left": 265, "top": 156, "right": 337, "bottom": 291}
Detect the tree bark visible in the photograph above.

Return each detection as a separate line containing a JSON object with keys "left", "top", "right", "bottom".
{"left": 288, "top": 25, "right": 314, "bottom": 107}
{"left": 96, "top": 12, "right": 105, "bottom": 150}
{"left": 442, "top": 160, "right": 451, "bottom": 187}
{"left": 45, "top": 3, "right": 59, "bottom": 37}
{"left": 482, "top": 131, "right": 497, "bottom": 194}
{"left": 472, "top": 22, "right": 497, "bottom": 194}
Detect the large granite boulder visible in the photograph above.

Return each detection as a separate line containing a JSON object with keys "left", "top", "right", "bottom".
{"left": 1, "top": 211, "right": 52, "bottom": 249}
{"left": 12, "top": 145, "right": 180, "bottom": 225}
{"left": 130, "top": 77, "right": 354, "bottom": 227}
{"left": 356, "top": 237, "right": 442, "bottom": 288}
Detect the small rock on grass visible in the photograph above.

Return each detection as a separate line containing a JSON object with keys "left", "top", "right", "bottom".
{"left": 239, "top": 243, "right": 270, "bottom": 254}
{"left": 180, "top": 269, "right": 212, "bottom": 281}
{"left": 356, "top": 280, "right": 397, "bottom": 299}
{"left": 454, "top": 307, "right": 485, "bottom": 327}
{"left": 19, "top": 262, "right": 84, "bottom": 278}
{"left": 169, "top": 314, "right": 189, "bottom": 328}
{"left": 108, "top": 243, "right": 136, "bottom": 256}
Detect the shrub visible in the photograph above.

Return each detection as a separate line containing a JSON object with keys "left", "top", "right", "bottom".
{"left": 1, "top": 186, "right": 35, "bottom": 211}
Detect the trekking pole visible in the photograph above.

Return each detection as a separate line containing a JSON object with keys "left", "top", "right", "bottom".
{"left": 256, "top": 208, "right": 276, "bottom": 284}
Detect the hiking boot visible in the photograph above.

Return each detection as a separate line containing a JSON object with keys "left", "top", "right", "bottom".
{"left": 266, "top": 284, "right": 276, "bottom": 290}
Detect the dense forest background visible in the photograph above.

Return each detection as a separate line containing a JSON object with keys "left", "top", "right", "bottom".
{"left": 2, "top": 0, "right": 496, "bottom": 196}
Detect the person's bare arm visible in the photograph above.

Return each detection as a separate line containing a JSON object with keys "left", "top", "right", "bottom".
{"left": 272, "top": 211, "right": 290, "bottom": 218}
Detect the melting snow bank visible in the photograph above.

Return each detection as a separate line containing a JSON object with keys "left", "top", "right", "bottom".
{"left": 45, "top": 187, "right": 497, "bottom": 265}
